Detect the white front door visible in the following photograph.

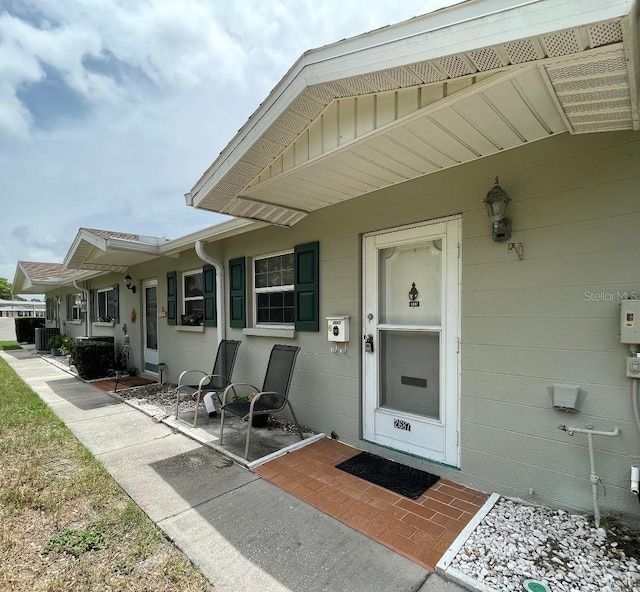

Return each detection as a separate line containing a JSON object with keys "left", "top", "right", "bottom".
{"left": 143, "top": 279, "right": 159, "bottom": 374}
{"left": 363, "top": 217, "right": 461, "bottom": 466}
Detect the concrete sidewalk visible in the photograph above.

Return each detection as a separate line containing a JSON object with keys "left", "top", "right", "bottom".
{"left": 1, "top": 348, "right": 466, "bottom": 592}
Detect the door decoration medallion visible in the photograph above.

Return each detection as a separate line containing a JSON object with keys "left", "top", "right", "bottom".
{"left": 409, "top": 282, "right": 420, "bottom": 308}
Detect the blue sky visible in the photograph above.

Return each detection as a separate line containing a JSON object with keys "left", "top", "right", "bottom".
{"left": 0, "top": 0, "right": 461, "bottom": 290}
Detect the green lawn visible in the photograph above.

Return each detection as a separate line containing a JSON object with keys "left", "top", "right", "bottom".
{"left": 0, "top": 341, "right": 21, "bottom": 351}
{"left": 0, "top": 356, "right": 213, "bottom": 591}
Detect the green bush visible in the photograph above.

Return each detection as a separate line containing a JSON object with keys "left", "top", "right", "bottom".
{"left": 14, "top": 317, "right": 45, "bottom": 344}
{"left": 59, "top": 335, "right": 76, "bottom": 357}
{"left": 48, "top": 334, "right": 66, "bottom": 350}
{"left": 73, "top": 341, "right": 114, "bottom": 380}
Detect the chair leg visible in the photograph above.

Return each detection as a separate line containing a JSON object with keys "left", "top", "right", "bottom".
{"left": 244, "top": 417, "right": 253, "bottom": 459}
{"left": 175, "top": 391, "right": 180, "bottom": 420}
{"left": 286, "top": 401, "right": 305, "bottom": 441}
{"left": 219, "top": 409, "right": 226, "bottom": 444}
{"left": 193, "top": 390, "right": 201, "bottom": 427}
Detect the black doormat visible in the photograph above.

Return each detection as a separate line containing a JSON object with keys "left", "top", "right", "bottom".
{"left": 336, "top": 451, "right": 440, "bottom": 500}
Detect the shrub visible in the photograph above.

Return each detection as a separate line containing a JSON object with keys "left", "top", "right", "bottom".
{"left": 14, "top": 317, "right": 45, "bottom": 344}
{"left": 48, "top": 334, "right": 66, "bottom": 350}
{"left": 59, "top": 335, "right": 76, "bottom": 358}
{"left": 73, "top": 341, "right": 114, "bottom": 380}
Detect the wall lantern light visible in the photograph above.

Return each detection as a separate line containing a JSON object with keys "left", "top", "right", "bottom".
{"left": 158, "top": 362, "right": 167, "bottom": 385}
{"left": 124, "top": 274, "right": 136, "bottom": 294}
{"left": 483, "top": 176, "right": 512, "bottom": 242}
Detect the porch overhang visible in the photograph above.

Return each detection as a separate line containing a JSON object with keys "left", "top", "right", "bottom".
{"left": 64, "top": 228, "right": 168, "bottom": 273}
{"left": 13, "top": 262, "right": 96, "bottom": 294}
{"left": 188, "top": 0, "right": 640, "bottom": 227}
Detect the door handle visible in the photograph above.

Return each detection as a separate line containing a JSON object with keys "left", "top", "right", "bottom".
{"left": 363, "top": 334, "right": 374, "bottom": 353}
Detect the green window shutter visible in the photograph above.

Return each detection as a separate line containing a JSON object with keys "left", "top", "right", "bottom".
{"left": 112, "top": 283, "right": 120, "bottom": 324}
{"left": 167, "top": 271, "right": 177, "bottom": 326}
{"left": 89, "top": 289, "right": 95, "bottom": 323}
{"left": 294, "top": 241, "right": 319, "bottom": 331}
{"left": 203, "top": 264, "right": 217, "bottom": 327}
{"left": 66, "top": 294, "right": 72, "bottom": 319}
{"left": 229, "top": 257, "right": 246, "bottom": 328}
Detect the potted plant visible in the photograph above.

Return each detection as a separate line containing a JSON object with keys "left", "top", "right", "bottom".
{"left": 48, "top": 334, "right": 66, "bottom": 356}
{"left": 232, "top": 392, "right": 269, "bottom": 427}
{"left": 180, "top": 313, "right": 202, "bottom": 326}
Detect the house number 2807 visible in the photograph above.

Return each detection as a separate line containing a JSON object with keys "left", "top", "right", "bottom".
{"left": 393, "top": 418, "right": 411, "bottom": 432}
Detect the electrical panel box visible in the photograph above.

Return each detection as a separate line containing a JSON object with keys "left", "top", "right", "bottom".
{"left": 627, "top": 357, "right": 640, "bottom": 377}
{"left": 327, "top": 315, "right": 350, "bottom": 342}
{"left": 621, "top": 300, "right": 640, "bottom": 344}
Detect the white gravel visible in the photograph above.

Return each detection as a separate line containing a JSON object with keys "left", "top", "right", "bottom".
{"left": 449, "top": 497, "right": 640, "bottom": 592}
{"left": 114, "top": 383, "right": 314, "bottom": 434}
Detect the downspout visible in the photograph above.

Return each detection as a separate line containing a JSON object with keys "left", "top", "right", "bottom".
{"left": 73, "top": 280, "right": 91, "bottom": 337}
{"left": 195, "top": 241, "right": 225, "bottom": 344}
{"left": 195, "top": 240, "right": 225, "bottom": 418}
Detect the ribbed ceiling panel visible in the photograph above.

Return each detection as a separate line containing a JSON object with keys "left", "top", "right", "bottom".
{"left": 193, "top": 19, "right": 631, "bottom": 226}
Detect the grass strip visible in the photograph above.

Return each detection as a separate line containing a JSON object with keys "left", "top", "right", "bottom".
{"left": 0, "top": 341, "right": 21, "bottom": 351}
{"left": 0, "top": 356, "right": 213, "bottom": 591}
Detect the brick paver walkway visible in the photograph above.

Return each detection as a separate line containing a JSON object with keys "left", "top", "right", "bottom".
{"left": 255, "top": 438, "right": 488, "bottom": 570}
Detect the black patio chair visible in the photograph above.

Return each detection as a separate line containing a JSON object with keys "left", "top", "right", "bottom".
{"left": 175, "top": 339, "right": 241, "bottom": 427}
{"left": 219, "top": 344, "right": 304, "bottom": 459}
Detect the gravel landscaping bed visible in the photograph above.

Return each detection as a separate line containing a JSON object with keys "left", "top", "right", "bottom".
{"left": 449, "top": 497, "right": 640, "bottom": 592}
{"left": 114, "top": 383, "right": 313, "bottom": 434}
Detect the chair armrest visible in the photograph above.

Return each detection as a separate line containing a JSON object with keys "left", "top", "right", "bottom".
{"left": 196, "top": 373, "right": 229, "bottom": 390}
{"left": 178, "top": 369, "right": 206, "bottom": 387}
{"left": 221, "top": 382, "right": 259, "bottom": 405}
{"left": 250, "top": 391, "right": 285, "bottom": 411}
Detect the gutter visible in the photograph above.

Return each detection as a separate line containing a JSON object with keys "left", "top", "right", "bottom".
{"left": 195, "top": 241, "right": 225, "bottom": 344}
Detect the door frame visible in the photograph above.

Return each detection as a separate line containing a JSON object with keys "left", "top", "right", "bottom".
{"left": 361, "top": 215, "right": 462, "bottom": 467}
{"left": 142, "top": 278, "right": 159, "bottom": 375}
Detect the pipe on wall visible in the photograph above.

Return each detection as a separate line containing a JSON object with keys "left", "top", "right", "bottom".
{"left": 195, "top": 240, "right": 226, "bottom": 417}
{"left": 195, "top": 240, "right": 225, "bottom": 344}
{"left": 558, "top": 424, "right": 620, "bottom": 528}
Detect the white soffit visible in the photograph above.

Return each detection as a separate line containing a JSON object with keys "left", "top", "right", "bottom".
{"left": 65, "top": 235, "right": 162, "bottom": 272}
{"left": 191, "top": 5, "right": 636, "bottom": 226}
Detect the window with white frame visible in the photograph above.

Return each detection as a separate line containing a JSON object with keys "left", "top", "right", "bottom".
{"left": 46, "top": 297, "right": 55, "bottom": 321}
{"left": 182, "top": 270, "right": 204, "bottom": 325}
{"left": 71, "top": 293, "right": 82, "bottom": 321}
{"left": 253, "top": 251, "right": 295, "bottom": 325}
{"left": 97, "top": 287, "right": 115, "bottom": 322}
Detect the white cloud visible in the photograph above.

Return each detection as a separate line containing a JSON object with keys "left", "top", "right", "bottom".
{"left": 0, "top": 0, "right": 463, "bottom": 282}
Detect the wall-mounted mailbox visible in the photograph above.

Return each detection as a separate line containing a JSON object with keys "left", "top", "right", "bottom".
{"left": 327, "top": 315, "right": 350, "bottom": 342}
{"left": 551, "top": 383, "right": 580, "bottom": 412}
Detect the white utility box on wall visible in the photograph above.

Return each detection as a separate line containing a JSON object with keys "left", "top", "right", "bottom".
{"left": 327, "top": 315, "right": 350, "bottom": 342}
{"left": 621, "top": 300, "right": 640, "bottom": 344}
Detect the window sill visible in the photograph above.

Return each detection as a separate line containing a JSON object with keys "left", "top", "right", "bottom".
{"left": 243, "top": 327, "right": 296, "bottom": 339}
{"left": 175, "top": 325, "right": 205, "bottom": 333}
{"left": 93, "top": 322, "right": 115, "bottom": 327}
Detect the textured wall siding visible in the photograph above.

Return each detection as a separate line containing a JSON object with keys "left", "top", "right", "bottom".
{"left": 457, "top": 131, "right": 640, "bottom": 520}
{"left": 222, "top": 129, "right": 640, "bottom": 520}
